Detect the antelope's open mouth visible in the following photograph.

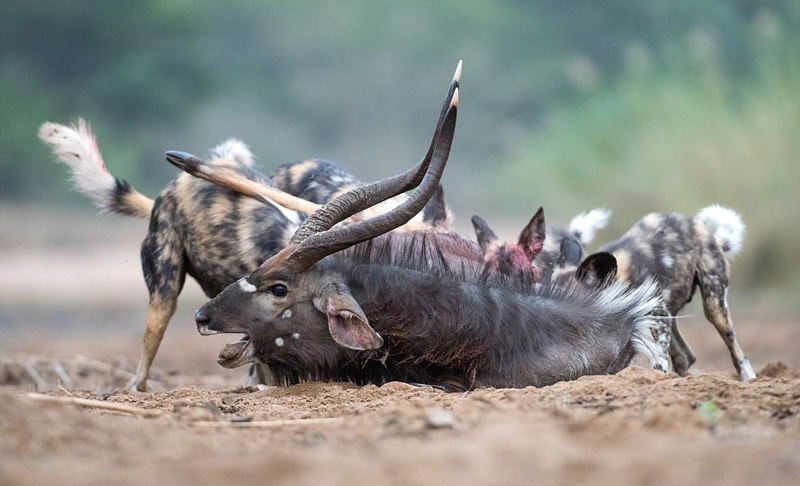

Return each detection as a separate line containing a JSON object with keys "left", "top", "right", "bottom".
{"left": 217, "top": 335, "right": 254, "bottom": 369}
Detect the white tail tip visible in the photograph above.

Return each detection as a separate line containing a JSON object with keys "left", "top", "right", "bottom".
{"left": 568, "top": 208, "right": 612, "bottom": 246}
{"left": 696, "top": 205, "right": 745, "bottom": 258}
{"left": 209, "top": 138, "right": 255, "bottom": 168}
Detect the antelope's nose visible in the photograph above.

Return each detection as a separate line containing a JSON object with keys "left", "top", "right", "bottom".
{"left": 195, "top": 308, "right": 214, "bottom": 335}
{"left": 195, "top": 308, "right": 210, "bottom": 324}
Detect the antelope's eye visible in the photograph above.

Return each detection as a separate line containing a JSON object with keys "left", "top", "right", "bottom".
{"left": 270, "top": 284, "right": 288, "bottom": 297}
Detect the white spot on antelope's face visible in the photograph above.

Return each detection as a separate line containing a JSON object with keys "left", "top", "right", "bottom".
{"left": 238, "top": 278, "right": 257, "bottom": 293}
{"left": 661, "top": 255, "right": 674, "bottom": 269}
{"left": 292, "top": 332, "right": 301, "bottom": 340}
{"left": 275, "top": 337, "right": 285, "bottom": 347}
{"left": 281, "top": 309, "right": 293, "bottom": 319}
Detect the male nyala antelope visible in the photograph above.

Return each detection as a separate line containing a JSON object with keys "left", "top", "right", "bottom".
{"left": 182, "top": 72, "right": 668, "bottom": 389}
{"left": 40, "top": 63, "right": 461, "bottom": 391}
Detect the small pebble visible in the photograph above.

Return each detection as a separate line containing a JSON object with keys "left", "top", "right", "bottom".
{"left": 426, "top": 407, "right": 456, "bottom": 429}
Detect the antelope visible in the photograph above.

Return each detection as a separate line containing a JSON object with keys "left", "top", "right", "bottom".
{"left": 187, "top": 67, "right": 668, "bottom": 390}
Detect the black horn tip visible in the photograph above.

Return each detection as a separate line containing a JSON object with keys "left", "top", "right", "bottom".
{"left": 165, "top": 150, "right": 193, "bottom": 162}
{"left": 165, "top": 150, "right": 204, "bottom": 172}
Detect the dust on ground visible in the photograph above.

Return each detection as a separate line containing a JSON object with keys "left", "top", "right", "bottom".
{"left": 1, "top": 318, "right": 799, "bottom": 486}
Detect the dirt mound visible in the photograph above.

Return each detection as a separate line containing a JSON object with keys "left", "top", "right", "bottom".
{"left": 2, "top": 312, "right": 799, "bottom": 486}
{"left": 759, "top": 361, "right": 800, "bottom": 379}
{"left": 1, "top": 359, "right": 799, "bottom": 486}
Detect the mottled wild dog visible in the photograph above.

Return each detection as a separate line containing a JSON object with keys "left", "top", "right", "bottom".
{"left": 189, "top": 69, "right": 669, "bottom": 389}
{"left": 558, "top": 206, "right": 755, "bottom": 382}
{"left": 471, "top": 207, "right": 611, "bottom": 280}
{"left": 39, "top": 64, "right": 462, "bottom": 391}
{"left": 40, "top": 124, "right": 303, "bottom": 391}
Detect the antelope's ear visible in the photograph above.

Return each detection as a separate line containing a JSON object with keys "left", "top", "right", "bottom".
{"left": 518, "top": 207, "right": 546, "bottom": 261}
{"left": 471, "top": 215, "right": 499, "bottom": 255}
{"left": 315, "top": 292, "right": 383, "bottom": 350}
{"left": 576, "top": 252, "right": 617, "bottom": 288}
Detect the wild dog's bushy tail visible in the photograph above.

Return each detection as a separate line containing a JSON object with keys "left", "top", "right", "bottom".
{"left": 695, "top": 205, "right": 745, "bottom": 258}
{"left": 568, "top": 208, "right": 611, "bottom": 246}
{"left": 39, "top": 119, "right": 153, "bottom": 219}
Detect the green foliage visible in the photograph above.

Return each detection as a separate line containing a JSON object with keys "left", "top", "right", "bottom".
{"left": 493, "top": 12, "right": 800, "bottom": 297}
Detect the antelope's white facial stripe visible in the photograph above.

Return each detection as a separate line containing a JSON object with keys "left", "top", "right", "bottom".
{"left": 281, "top": 309, "right": 293, "bottom": 319}
{"left": 239, "top": 278, "right": 257, "bottom": 293}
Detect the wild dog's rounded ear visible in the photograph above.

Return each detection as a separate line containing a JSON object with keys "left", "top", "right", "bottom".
{"left": 518, "top": 207, "right": 546, "bottom": 261}
{"left": 576, "top": 252, "right": 617, "bottom": 288}
{"left": 558, "top": 237, "right": 583, "bottom": 267}
{"left": 471, "top": 215, "right": 499, "bottom": 255}
{"left": 315, "top": 293, "right": 383, "bottom": 350}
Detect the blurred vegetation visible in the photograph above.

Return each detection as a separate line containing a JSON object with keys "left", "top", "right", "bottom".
{"left": 1, "top": 1, "right": 799, "bottom": 304}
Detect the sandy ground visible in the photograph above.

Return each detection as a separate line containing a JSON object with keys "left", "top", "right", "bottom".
{"left": 1, "top": 207, "right": 799, "bottom": 485}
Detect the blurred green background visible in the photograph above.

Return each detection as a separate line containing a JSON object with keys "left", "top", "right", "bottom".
{"left": 2, "top": 0, "right": 799, "bottom": 309}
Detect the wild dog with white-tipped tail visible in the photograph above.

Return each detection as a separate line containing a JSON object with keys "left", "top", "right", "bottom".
{"left": 558, "top": 205, "right": 755, "bottom": 382}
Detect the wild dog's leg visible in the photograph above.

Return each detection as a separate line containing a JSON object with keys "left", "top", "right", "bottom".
{"left": 132, "top": 297, "right": 179, "bottom": 391}
{"left": 650, "top": 301, "right": 674, "bottom": 373}
{"left": 698, "top": 249, "right": 756, "bottom": 382}
{"left": 669, "top": 320, "right": 696, "bottom": 376}
{"left": 130, "top": 202, "right": 187, "bottom": 392}
{"left": 248, "top": 363, "right": 276, "bottom": 386}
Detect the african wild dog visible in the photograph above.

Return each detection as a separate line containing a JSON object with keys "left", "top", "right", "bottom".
{"left": 39, "top": 64, "right": 462, "bottom": 391}
{"left": 40, "top": 123, "right": 302, "bottom": 391}
{"left": 185, "top": 71, "right": 669, "bottom": 389}
{"left": 555, "top": 206, "right": 755, "bottom": 382}
{"left": 470, "top": 207, "right": 611, "bottom": 280}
